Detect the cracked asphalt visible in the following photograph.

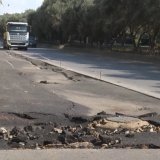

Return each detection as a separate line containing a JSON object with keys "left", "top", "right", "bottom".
{"left": 0, "top": 49, "right": 160, "bottom": 118}
{"left": 0, "top": 49, "right": 159, "bottom": 149}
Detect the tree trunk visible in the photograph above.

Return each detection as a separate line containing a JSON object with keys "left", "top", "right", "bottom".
{"left": 150, "top": 29, "right": 159, "bottom": 50}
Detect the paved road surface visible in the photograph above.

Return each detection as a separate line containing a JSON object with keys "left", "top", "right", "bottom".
{"left": 4, "top": 48, "right": 160, "bottom": 115}
{"left": 0, "top": 46, "right": 160, "bottom": 156}
{"left": 12, "top": 48, "right": 160, "bottom": 99}
{"left": 0, "top": 150, "right": 159, "bottom": 160}
{"left": 2, "top": 48, "right": 160, "bottom": 117}
{"left": 0, "top": 49, "right": 87, "bottom": 116}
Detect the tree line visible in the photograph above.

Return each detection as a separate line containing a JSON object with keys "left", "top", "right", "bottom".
{"left": 1, "top": 0, "right": 160, "bottom": 51}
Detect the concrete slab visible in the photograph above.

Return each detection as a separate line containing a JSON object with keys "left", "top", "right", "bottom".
{"left": 0, "top": 150, "right": 159, "bottom": 160}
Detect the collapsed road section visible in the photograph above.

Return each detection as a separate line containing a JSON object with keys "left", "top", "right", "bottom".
{"left": 0, "top": 112, "right": 160, "bottom": 149}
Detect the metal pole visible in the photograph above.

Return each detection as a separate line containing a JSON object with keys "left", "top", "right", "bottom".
{"left": 100, "top": 71, "right": 102, "bottom": 80}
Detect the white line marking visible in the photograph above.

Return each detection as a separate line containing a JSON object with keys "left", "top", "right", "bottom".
{"left": 38, "top": 55, "right": 50, "bottom": 61}
{"left": 5, "top": 60, "right": 15, "bottom": 69}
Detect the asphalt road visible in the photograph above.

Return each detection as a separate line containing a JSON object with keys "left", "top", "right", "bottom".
{"left": 12, "top": 47, "right": 160, "bottom": 99}
{"left": 1, "top": 48, "right": 160, "bottom": 118}
{"left": 0, "top": 49, "right": 87, "bottom": 116}
{"left": 1, "top": 48, "right": 160, "bottom": 151}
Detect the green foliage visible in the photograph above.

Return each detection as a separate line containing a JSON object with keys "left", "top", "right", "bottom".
{"left": 1, "top": 0, "right": 160, "bottom": 49}
{"left": 0, "top": 10, "right": 34, "bottom": 35}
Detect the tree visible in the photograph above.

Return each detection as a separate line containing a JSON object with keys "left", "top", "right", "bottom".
{"left": 2, "top": 0, "right": 159, "bottom": 52}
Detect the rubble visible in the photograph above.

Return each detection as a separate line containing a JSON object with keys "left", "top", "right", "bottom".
{"left": 99, "top": 135, "right": 121, "bottom": 145}
{"left": 40, "top": 80, "right": 48, "bottom": 84}
{"left": 53, "top": 128, "right": 63, "bottom": 134}
{"left": 0, "top": 127, "right": 8, "bottom": 134}
{"left": 0, "top": 112, "right": 159, "bottom": 149}
{"left": 125, "top": 131, "right": 134, "bottom": 138}
{"left": 68, "top": 142, "right": 93, "bottom": 149}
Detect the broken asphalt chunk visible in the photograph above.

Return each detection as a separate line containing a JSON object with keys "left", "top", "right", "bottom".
{"left": 10, "top": 134, "right": 28, "bottom": 144}
{"left": 68, "top": 142, "right": 93, "bottom": 149}
{"left": 53, "top": 128, "right": 63, "bottom": 134}
{"left": 99, "top": 135, "right": 121, "bottom": 145}
{"left": 71, "top": 116, "right": 89, "bottom": 123}
{"left": 58, "top": 130, "right": 77, "bottom": 144}
{"left": 138, "top": 112, "right": 158, "bottom": 118}
{"left": 0, "top": 128, "right": 8, "bottom": 135}
{"left": 40, "top": 80, "right": 48, "bottom": 84}
{"left": 24, "top": 126, "right": 34, "bottom": 132}
{"left": 125, "top": 131, "right": 135, "bottom": 138}
{"left": 140, "top": 116, "right": 160, "bottom": 127}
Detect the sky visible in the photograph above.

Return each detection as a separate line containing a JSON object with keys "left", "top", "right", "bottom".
{"left": 0, "top": 0, "right": 44, "bottom": 15}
